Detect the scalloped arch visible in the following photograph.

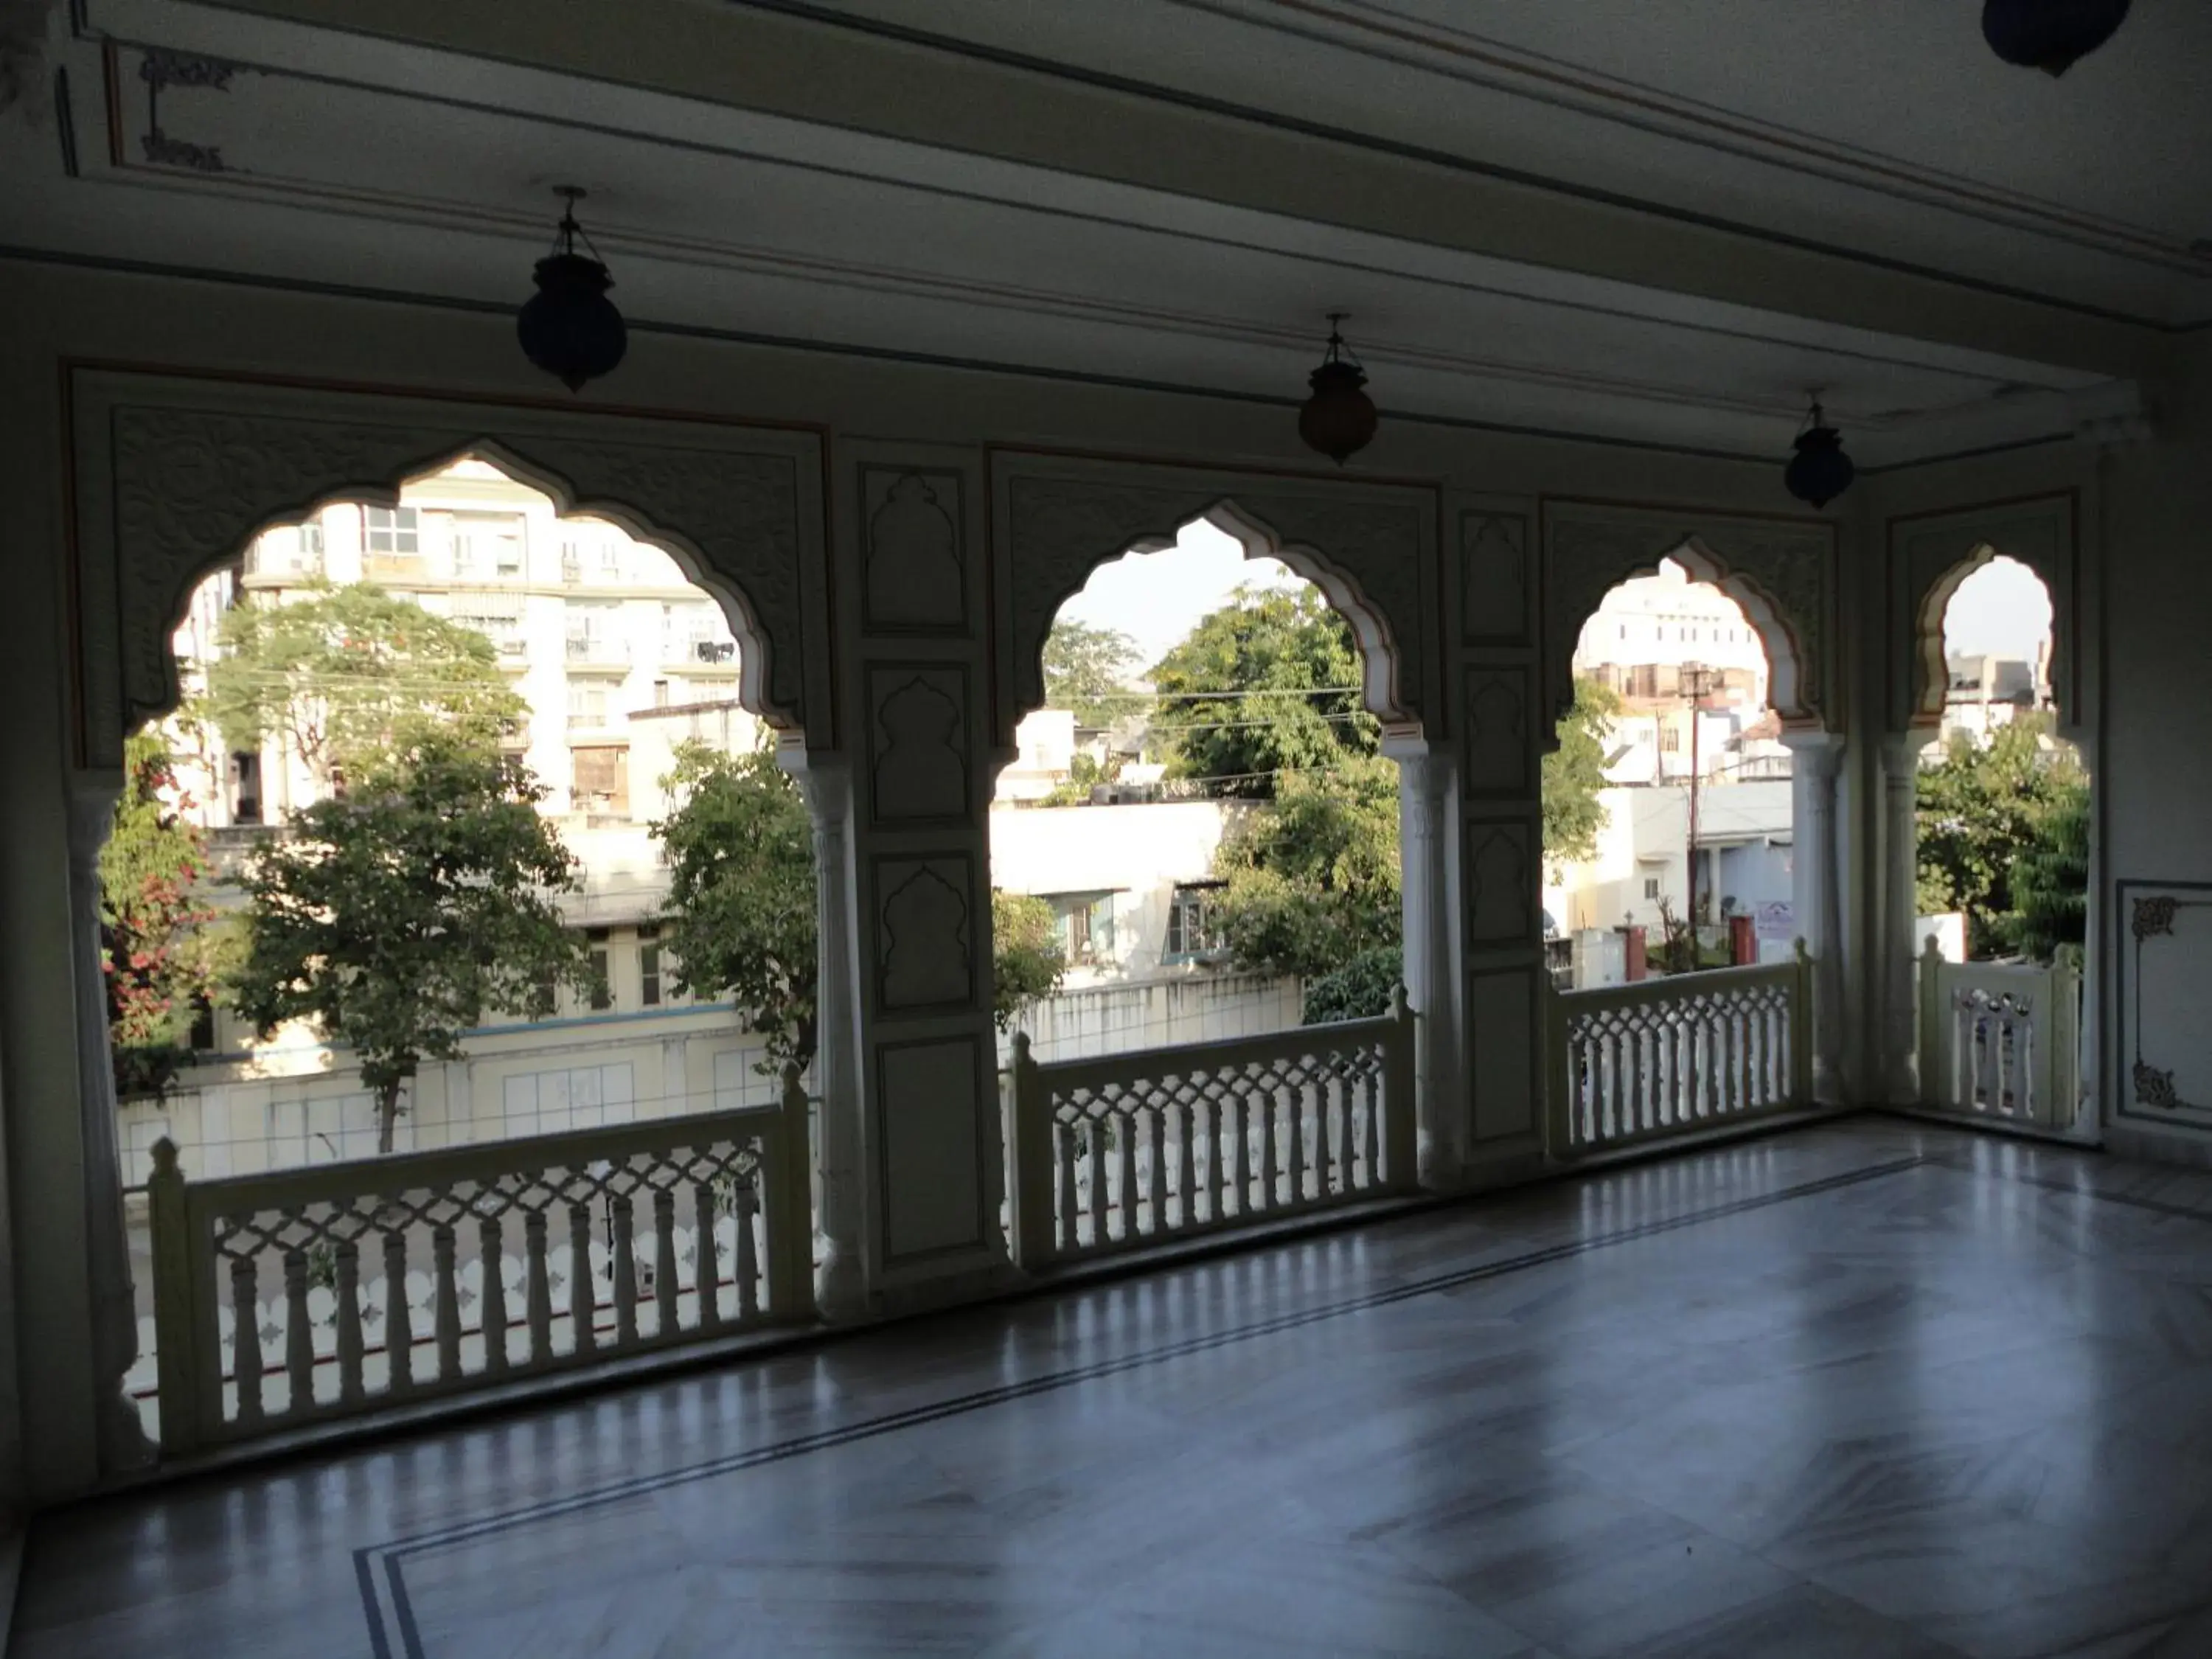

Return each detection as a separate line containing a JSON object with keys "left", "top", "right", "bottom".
{"left": 71, "top": 379, "right": 826, "bottom": 768}
{"left": 997, "top": 467, "right": 1433, "bottom": 749}
{"left": 1541, "top": 501, "right": 1832, "bottom": 743}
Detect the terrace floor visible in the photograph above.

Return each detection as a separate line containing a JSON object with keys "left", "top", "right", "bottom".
{"left": 15, "top": 1117, "right": 2212, "bottom": 1658}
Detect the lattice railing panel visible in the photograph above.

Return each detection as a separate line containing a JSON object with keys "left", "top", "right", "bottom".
{"left": 1006, "top": 991, "right": 1417, "bottom": 1267}
{"left": 147, "top": 1075, "right": 814, "bottom": 1456}
{"left": 1917, "top": 942, "right": 2079, "bottom": 1130}
{"left": 1548, "top": 952, "right": 1812, "bottom": 1159}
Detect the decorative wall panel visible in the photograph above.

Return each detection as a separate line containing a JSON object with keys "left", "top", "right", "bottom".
{"left": 1466, "top": 968, "right": 1540, "bottom": 1144}
{"left": 869, "top": 664, "right": 971, "bottom": 826}
{"left": 876, "top": 1037, "right": 990, "bottom": 1262}
{"left": 874, "top": 855, "right": 977, "bottom": 1015}
{"left": 861, "top": 468, "right": 967, "bottom": 635}
{"left": 2118, "top": 881, "right": 2212, "bottom": 1130}
{"left": 1464, "top": 821, "right": 1536, "bottom": 946}
{"left": 1461, "top": 668, "right": 1534, "bottom": 799}
{"left": 1461, "top": 511, "right": 1531, "bottom": 644}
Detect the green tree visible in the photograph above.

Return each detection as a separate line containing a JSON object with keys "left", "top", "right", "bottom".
{"left": 2002, "top": 776, "right": 2090, "bottom": 961}
{"left": 100, "top": 729, "right": 221, "bottom": 1099}
{"left": 1209, "top": 757, "right": 1402, "bottom": 981}
{"left": 652, "top": 742, "right": 1069, "bottom": 1070}
{"left": 1543, "top": 676, "right": 1622, "bottom": 869}
{"left": 198, "top": 581, "right": 526, "bottom": 788}
{"left": 1150, "top": 585, "right": 1375, "bottom": 798}
{"left": 653, "top": 740, "right": 821, "bottom": 1074}
{"left": 1300, "top": 944, "right": 1402, "bottom": 1025}
{"left": 991, "top": 890, "right": 1067, "bottom": 1030}
{"left": 229, "top": 733, "right": 594, "bottom": 1153}
{"left": 1915, "top": 714, "right": 2087, "bottom": 957}
{"left": 1042, "top": 619, "right": 1144, "bottom": 728}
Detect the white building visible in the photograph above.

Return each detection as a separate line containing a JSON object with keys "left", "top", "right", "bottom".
{"left": 1545, "top": 779, "right": 1795, "bottom": 947}
{"left": 177, "top": 460, "right": 745, "bottom": 831}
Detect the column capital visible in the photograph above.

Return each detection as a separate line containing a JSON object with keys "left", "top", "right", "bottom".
{"left": 1778, "top": 730, "right": 1843, "bottom": 779}
{"left": 66, "top": 769, "right": 125, "bottom": 870}
{"left": 776, "top": 742, "right": 852, "bottom": 822}
{"left": 1879, "top": 730, "right": 1931, "bottom": 776}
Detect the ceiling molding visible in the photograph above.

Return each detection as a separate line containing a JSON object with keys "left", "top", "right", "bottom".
{"left": 728, "top": 0, "right": 2211, "bottom": 332}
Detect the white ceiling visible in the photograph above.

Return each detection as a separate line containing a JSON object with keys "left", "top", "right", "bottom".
{"left": 0, "top": 0, "right": 2168, "bottom": 465}
{"left": 798, "top": 0, "right": 2212, "bottom": 327}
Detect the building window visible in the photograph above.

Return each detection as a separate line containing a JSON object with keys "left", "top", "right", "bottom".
{"left": 585, "top": 928, "right": 613, "bottom": 1011}
{"left": 567, "top": 683, "right": 611, "bottom": 731}
{"left": 1660, "top": 725, "right": 1681, "bottom": 752}
{"left": 1644, "top": 877, "right": 1661, "bottom": 900}
{"left": 364, "top": 506, "right": 420, "bottom": 555}
{"left": 1629, "top": 665, "right": 1658, "bottom": 698}
{"left": 501, "top": 1063, "right": 635, "bottom": 1137}
{"left": 639, "top": 926, "right": 662, "bottom": 1007}
{"left": 1165, "top": 883, "right": 1226, "bottom": 961}
{"left": 560, "top": 540, "right": 583, "bottom": 583}
{"left": 1048, "top": 893, "right": 1116, "bottom": 964}
{"left": 653, "top": 678, "right": 670, "bottom": 709}
{"left": 571, "top": 744, "right": 630, "bottom": 815}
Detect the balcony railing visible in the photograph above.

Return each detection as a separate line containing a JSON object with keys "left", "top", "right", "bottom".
{"left": 1546, "top": 949, "right": 1812, "bottom": 1159}
{"left": 1917, "top": 939, "right": 2080, "bottom": 1130}
{"left": 1004, "top": 990, "right": 1417, "bottom": 1268}
{"left": 144, "top": 1072, "right": 814, "bottom": 1456}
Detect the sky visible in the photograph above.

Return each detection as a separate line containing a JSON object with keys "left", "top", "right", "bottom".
{"left": 1942, "top": 556, "right": 2053, "bottom": 660}
{"left": 1048, "top": 521, "right": 2055, "bottom": 675}
{"left": 1054, "top": 521, "right": 1307, "bottom": 672}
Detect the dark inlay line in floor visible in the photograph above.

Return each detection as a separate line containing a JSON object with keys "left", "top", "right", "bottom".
{"left": 358, "top": 1152, "right": 1933, "bottom": 1654}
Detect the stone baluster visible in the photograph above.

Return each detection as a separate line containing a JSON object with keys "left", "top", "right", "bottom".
{"left": 283, "top": 1247, "right": 314, "bottom": 1412}
{"left": 734, "top": 1183, "right": 760, "bottom": 1319}
{"left": 692, "top": 1177, "right": 722, "bottom": 1332}
{"left": 383, "top": 1231, "right": 412, "bottom": 1392}
{"left": 524, "top": 1211, "right": 552, "bottom": 1365}
{"left": 653, "top": 1188, "right": 679, "bottom": 1335}
{"left": 432, "top": 1225, "right": 462, "bottom": 1384}
{"left": 334, "top": 1241, "right": 364, "bottom": 1405}
{"left": 567, "top": 1199, "right": 596, "bottom": 1357}
{"left": 230, "top": 1256, "right": 262, "bottom": 1427}
{"left": 479, "top": 1213, "right": 509, "bottom": 1373}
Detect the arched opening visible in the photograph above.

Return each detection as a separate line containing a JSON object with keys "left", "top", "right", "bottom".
{"left": 1914, "top": 552, "right": 2087, "bottom": 965}
{"left": 993, "top": 512, "right": 1409, "bottom": 1062}
{"left": 992, "top": 505, "right": 1424, "bottom": 1255}
{"left": 1544, "top": 555, "right": 1798, "bottom": 987}
{"left": 105, "top": 453, "right": 813, "bottom": 1441}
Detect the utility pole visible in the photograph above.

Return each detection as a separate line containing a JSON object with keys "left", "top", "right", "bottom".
{"left": 1681, "top": 662, "right": 1716, "bottom": 964}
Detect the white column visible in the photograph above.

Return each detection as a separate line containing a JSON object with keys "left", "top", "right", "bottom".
{"left": 1782, "top": 733, "right": 1847, "bottom": 1105}
{"left": 1879, "top": 735, "right": 1924, "bottom": 1104}
{"left": 1383, "top": 737, "right": 1466, "bottom": 1189}
{"left": 780, "top": 750, "right": 868, "bottom": 1318}
{"left": 65, "top": 773, "right": 155, "bottom": 1473}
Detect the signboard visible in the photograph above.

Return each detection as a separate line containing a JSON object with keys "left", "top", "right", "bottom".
{"left": 1754, "top": 901, "right": 1795, "bottom": 944}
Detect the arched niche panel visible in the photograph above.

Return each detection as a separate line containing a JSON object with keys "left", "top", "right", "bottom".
{"left": 68, "top": 370, "right": 830, "bottom": 767}
{"left": 1889, "top": 494, "right": 2075, "bottom": 732}
{"left": 1540, "top": 498, "right": 1834, "bottom": 740}
{"left": 990, "top": 454, "right": 1439, "bottom": 750}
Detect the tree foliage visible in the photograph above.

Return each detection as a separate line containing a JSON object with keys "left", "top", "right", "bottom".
{"left": 1914, "top": 714, "right": 2087, "bottom": 958}
{"left": 1042, "top": 619, "right": 1144, "bottom": 728}
{"left": 1301, "top": 945, "right": 1402, "bottom": 1026}
{"left": 652, "top": 742, "right": 1070, "bottom": 1069}
{"left": 229, "top": 733, "right": 593, "bottom": 1152}
{"left": 100, "top": 730, "right": 221, "bottom": 1099}
{"left": 1209, "top": 757, "right": 1402, "bottom": 981}
{"left": 199, "top": 582, "right": 526, "bottom": 787}
{"left": 2002, "top": 773, "right": 2090, "bottom": 962}
{"left": 1149, "top": 585, "right": 1376, "bottom": 798}
{"left": 1543, "top": 675, "right": 1622, "bottom": 869}
{"left": 990, "top": 890, "right": 1067, "bottom": 1031}
{"left": 653, "top": 740, "right": 821, "bottom": 1075}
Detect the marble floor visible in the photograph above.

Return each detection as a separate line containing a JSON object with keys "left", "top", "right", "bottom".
{"left": 16, "top": 1118, "right": 2212, "bottom": 1658}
